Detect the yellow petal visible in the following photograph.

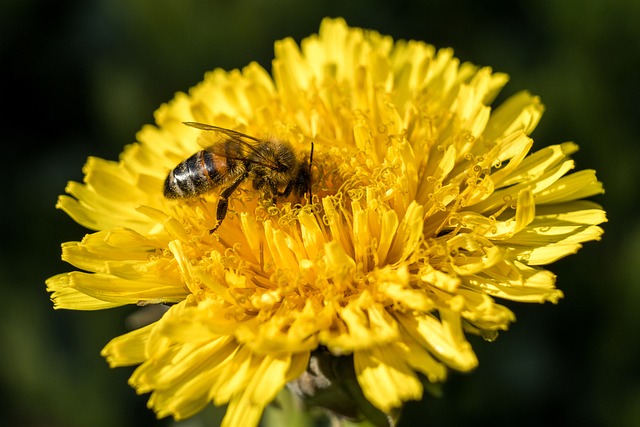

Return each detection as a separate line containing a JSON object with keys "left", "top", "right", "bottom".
{"left": 46, "top": 273, "right": 124, "bottom": 310}
{"left": 101, "top": 323, "right": 154, "bottom": 367}
{"left": 397, "top": 311, "right": 478, "bottom": 372}
{"left": 354, "top": 345, "right": 423, "bottom": 413}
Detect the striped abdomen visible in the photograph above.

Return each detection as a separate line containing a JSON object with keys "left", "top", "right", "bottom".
{"left": 164, "top": 149, "right": 245, "bottom": 199}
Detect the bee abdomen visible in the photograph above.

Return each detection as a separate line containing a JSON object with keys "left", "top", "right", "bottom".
{"left": 164, "top": 150, "right": 228, "bottom": 199}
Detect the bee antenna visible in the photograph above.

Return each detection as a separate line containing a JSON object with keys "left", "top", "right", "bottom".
{"left": 308, "top": 141, "right": 314, "bottom": 201}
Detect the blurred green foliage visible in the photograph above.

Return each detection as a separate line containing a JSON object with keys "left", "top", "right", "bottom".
{"left": 1, "top": 0, "right": 639, "bottom": 426}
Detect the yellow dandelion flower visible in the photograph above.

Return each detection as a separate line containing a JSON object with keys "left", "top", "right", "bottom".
{"left": 47, "top": 17, "right": 606, "bottom": 427}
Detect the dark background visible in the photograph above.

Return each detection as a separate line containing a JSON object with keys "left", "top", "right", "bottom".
{"left": 2, "top": 1, "right": 639, "bottom": 426}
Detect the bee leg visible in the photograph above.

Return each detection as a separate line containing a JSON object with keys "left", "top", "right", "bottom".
{"left": 277, "top": 182, "right": 294, "bottom": 199}
{"left": 210, "top": 173, "right": 247, "bottom": 233}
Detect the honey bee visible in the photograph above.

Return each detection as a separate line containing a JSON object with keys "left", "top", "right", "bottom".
{"left": 164, "top": 122, "right": 313, "bottom": 232}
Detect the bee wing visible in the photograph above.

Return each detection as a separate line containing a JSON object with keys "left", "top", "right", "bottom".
{"left": 185, "top": 122, "right": 261, "bottom": 146}
{"left": 183, "top": 122, "right": 280, "bottom": 169}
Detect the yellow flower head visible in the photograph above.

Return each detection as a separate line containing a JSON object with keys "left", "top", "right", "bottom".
{"left": 47, "top": 18, "right": 606, "bottom": 426}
